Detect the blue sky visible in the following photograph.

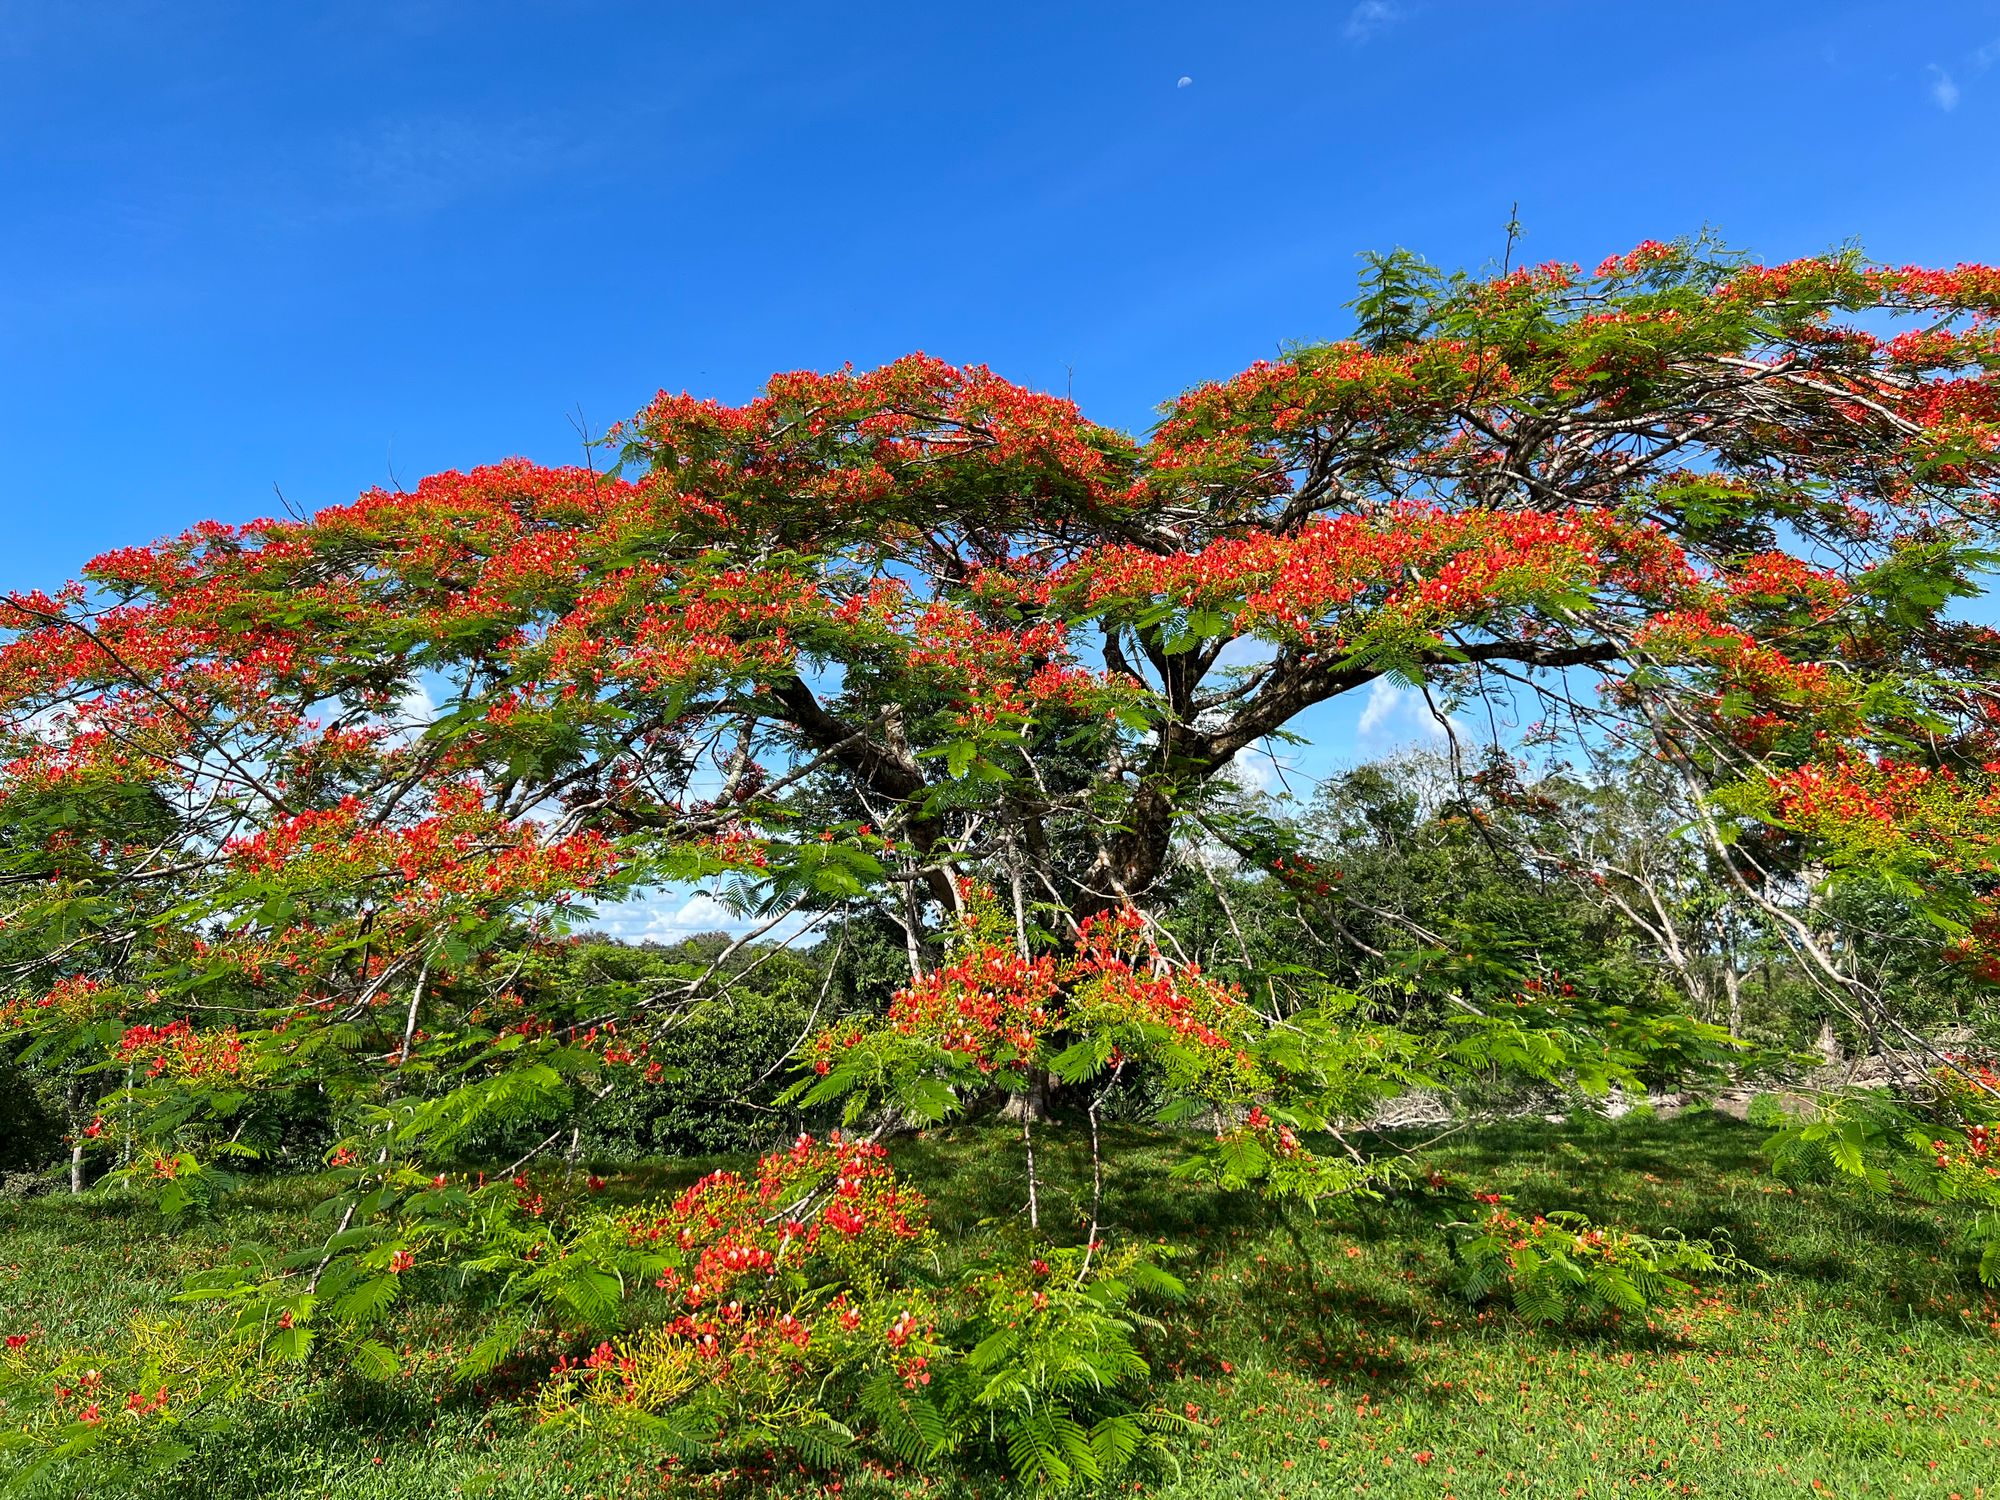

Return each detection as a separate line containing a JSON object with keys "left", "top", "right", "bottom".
{"left": 3, "top": 1, "right": 1996, "bottom": 936}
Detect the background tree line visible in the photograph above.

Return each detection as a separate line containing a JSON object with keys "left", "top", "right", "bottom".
{"left": 11, "top": 744, "right": 1977, "bottom": 1189}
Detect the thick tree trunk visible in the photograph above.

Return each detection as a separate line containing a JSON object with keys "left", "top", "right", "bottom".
{"left": 998, "top": 1069, "right": 1055, "bottom": 1123}
{"left": 1093, "top": 780, "right": 1177, "bottom": 915}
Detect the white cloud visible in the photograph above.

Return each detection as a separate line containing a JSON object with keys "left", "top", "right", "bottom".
{"left": 1344, "top": 1, "right": 1401, "bottom": 44}
{"left": 1356, "top": 677, "right": 1466, "bottom": 753}
{"left": 1226, "top": 745, "right": 1279, "bottom": 795}
{"left": 664, "top": 892, "right": 735, "bottom": 935}
{"left": 1356, "top": 676, "right": 1403, "bottom": 739}
{"left": 1930, "top": 65, "right": 1961, "bottom": 111}
{"left": 589, "top": 890, "right": 739, "bottom": 944}
{"left": 372, "top": 676, "right": 439, "bottom": 751}
{"left": 585, "top": 889, "right": 825, "bottom": 949}
{"left": 396, "top": 678, "right": 436, "bottom": 731}
{"left": 17, "top": 702, "right": 76, "bottom": 744}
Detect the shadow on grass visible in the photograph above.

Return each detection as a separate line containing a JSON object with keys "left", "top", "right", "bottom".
{"left": 1370, "top": 1111, "right": 1989, "bottom": 1330}
{"left": 16, "top": 1108, "right": 1993, "bottom": 1500}
{"left": 890, "top": 1109, "right": 1994, "bottom": 1367}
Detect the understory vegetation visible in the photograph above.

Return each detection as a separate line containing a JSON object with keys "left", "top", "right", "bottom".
{"left": 6, "top": 1114, "right": 1997, "bottom": 1499}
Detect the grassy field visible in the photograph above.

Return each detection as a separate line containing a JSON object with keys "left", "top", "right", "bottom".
{"left": 3, "top": 1110, "right": 1997, "bottom": 1499}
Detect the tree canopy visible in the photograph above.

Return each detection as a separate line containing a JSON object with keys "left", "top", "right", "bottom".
{"left": 4, "top": 238, "right": 2000, "bottom": 1486}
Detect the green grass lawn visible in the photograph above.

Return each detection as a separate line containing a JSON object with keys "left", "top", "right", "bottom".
{"left": 3, "top": 1110, "right": 1997, "bottom": 1499}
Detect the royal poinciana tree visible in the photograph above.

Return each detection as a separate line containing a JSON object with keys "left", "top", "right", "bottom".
{"left": 4, "top": 239, "right": 2000, "bottom": 1482}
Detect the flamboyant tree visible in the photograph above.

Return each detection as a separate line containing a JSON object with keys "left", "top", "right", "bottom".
{"left": 4, "top": 237, "right": 2000, "bottom": 1481}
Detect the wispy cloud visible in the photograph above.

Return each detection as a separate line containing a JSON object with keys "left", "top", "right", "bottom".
{"left": 1929, "top": 66, "right": 1961, "bottom": 111}
{"left": 1344, "top": 1, "right": 1401, "bottom": 44}
{"left": 1228, "top": 752, "right": 1276, "bottom": 795}
{"left": 1357, "top": 677, "right": 1416, "bottom": 740}
{"left": 588, "top": 889, "right": 822, "bottom": 947}
{"left": 334, "top": 114, "right": 566, "bottom": 214}
{"left": 1357, "top": 677, "right": 1466, "bottom": 753}
{"left": 1225, "top": 740, "right": 1313, "bottom": 799}
{"left": 390, "top": 678, "right": 437, "bottom": 743}
{"left": 8, "top": 105, "right": 582, "bottom": 277}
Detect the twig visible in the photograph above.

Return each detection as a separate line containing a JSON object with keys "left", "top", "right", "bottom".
{"left": 1074, "top": 1059, "right": 1126, "bottom": 1286}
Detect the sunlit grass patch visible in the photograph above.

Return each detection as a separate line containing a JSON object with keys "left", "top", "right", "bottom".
{"left": 3, "top": 1111, "right": 1996, "bottom": 1498}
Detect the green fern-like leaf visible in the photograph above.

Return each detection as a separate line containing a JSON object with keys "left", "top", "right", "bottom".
{"left": 452, "top": 1315, "right": 530, "bottom": 1381}
{"left": 861, "top": 1372, "right": 954, "bottom": 1464}
{"left": 332, "top": 1274, "right": 399, "bottom": 1323}
{"left": 1005, "top": 1410, "right": 1068, "bottom": 1486}
{"left": 778, "top": 1412, "right": 855, "bottom": 1468}
{"left": 348, "top": 1337, "right": 401, "bottom": 1381}
{"left": 1089, "top": 1413, "right": 1141, "bottom": 1472}
{"left": 1051, "top": 1410, "right": 1098, "bottom": 1482}
{"left": 548, "top": 1265, "right": 623, "bottom": 1327}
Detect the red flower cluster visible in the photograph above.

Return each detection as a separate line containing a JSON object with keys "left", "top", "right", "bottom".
{"left": 1070, "top": 503, "right": 1691, "bottom": 646}
{"left": 1631, "top": 609, "right": 1853, "bottom": 748}
{"left": 0, "top": 975, "right": 110, "bottom": 1031}
{"left": 628, "top": 353, "right": 1139, "bottom": 518}
{"left": 117, "top": 1018, "right": 244, "bottom": 1080}
{"left": 228, "top": 785, "right": 618, "bottom": 904}
{"left": 618, "top": 1133, "right": 928, "bottom": 1310}
{"left": 555, "top": 1290, "right": 934, "bottom": 1412}
{"left": 887, "top": 940, "right": 1059, "bottom": 1072}
{"left": 815, "top": 887, "right": 1261, "bottom": 1088}
{"left": 1761, "top": 760, "right": 2000, "bottom": 979}
{"left": 1070, "top": 906, "right": 1254, "bottom": 1060}
{"left": 1239, "top": 1106, "right": 1301, "bottom": 1156}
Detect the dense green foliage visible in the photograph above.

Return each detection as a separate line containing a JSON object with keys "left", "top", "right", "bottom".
{"left": 6, "top": 239, "right": 2000, "bottom": 1491}
{"left": 5, "top": 1115, "right": 1996, "bottom": 1499}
